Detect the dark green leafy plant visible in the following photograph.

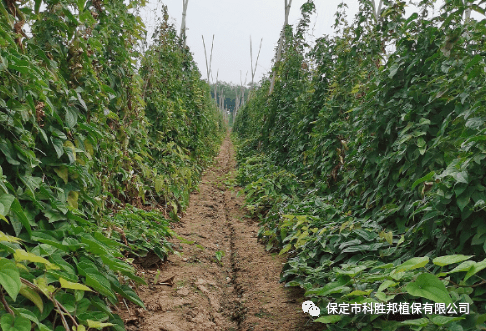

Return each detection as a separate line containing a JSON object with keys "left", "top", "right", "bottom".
{"left": 0, "top": 0, "right": 223, "bottom": 330}
{"left": 234, "top": 0, "right": 486, "bottom": 329}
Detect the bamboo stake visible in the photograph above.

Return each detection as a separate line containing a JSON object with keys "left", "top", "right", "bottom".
{"left": 250, "top": 37, "right": 263, "bottom": 91}
{"left": 202, "top": 35, "right": 215, "bottom": 84}
{"left": 269, "top": 0, "right": 292, "bottom": 94}
{"left": 180, "top": 0, "right": 189, "bottom": 47}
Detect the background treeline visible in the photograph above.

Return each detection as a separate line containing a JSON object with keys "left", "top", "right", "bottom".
{"left": 234, "top": 0, "right": 486, "bottom": 329}
{"left": 0, "top": 1, "right": 224, "bottom": 330}
{"left": 210, "top": 81, "right": 250, "bottom": 118}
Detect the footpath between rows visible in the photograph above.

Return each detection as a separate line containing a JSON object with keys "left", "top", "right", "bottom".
{"left": 120, "top": 135, "right": 321, "bottom": 331}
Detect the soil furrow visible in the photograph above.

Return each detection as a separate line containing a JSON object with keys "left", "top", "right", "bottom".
{"left": 121, "top": 135, "right": 321, "bottom": 331}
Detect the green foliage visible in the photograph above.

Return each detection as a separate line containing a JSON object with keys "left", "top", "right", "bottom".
{"left": 0, "top": 1, "right": 223, "bottom": 330}
{"left": 215, "top": 251, "right": 225, "bottom": 265}
{"left": 108, "top": 205, "right": 174, "bottom": 261}
{"left": 234, "top": 0, "right": 486, "bottom": 329}
{"left": 210, "top": 81, "right": 250, "bottom": 113}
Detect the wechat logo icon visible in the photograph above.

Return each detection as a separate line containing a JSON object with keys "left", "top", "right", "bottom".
{"left": 302, "top": 300, "right": 320, "bottom": 317}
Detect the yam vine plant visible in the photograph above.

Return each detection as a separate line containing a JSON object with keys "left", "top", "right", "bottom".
{"left": 234, "top": 0, "right": 486, "bottom": 330}
{"left": 0, "top": 1, "right": 224, "bottom": 330}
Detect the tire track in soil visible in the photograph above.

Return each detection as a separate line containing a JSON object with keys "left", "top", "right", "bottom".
{"left": 120, "top": 135, "right": 322, "bottom": 331}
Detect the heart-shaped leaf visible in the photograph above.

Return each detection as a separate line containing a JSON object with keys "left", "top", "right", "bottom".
{"left": 0, "top": 258, "right": 21, "bottom": 301}
{"left": 0, "top": 314, "right": 31, "bottom": 331}
{"left": 405, "top": 273, "right": 452, "bottom": 304}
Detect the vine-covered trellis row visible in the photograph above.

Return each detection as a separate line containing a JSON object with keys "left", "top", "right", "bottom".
{"left": 0, "top": 1, "right": 225, "bottom": 330}
{"left": 234, "top": 0, "right": 486, "bottom": 330}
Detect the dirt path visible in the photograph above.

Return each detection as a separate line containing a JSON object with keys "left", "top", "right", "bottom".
{"left": 122, "top": 135, "right": 321, "bottom": 331}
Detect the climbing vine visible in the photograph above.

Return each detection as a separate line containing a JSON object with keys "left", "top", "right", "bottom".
{"left": 235, "top": 0, "right": 486, "bottom": 329}
{"left": 0, "top": 1, "right": 224, "bottom": 330}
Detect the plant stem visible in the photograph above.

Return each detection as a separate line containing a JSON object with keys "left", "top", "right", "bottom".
{"left": 0, "top": 289, "right": 14, "bottom": 315}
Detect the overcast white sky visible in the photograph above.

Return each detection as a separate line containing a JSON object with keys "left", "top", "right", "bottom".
{"left": 138, "top": 0, "right": 460, "bottom": 85}
{"left": 140, "top": 0, "right": 362, "bottom": 85}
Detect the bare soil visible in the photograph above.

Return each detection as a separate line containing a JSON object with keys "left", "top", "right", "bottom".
{"left": 120, "top": 135, "right": 322, "bottom": 331}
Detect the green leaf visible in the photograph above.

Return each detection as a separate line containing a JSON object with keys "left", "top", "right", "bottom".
{"left": 401, "top": 318, "right": 429, "bottom": 326}
{"left": 314, "top": 315, "right": 342, "bottom": 324}
{"left": 394, "top": 256, "right": 429, "bottom": 273}
{"left": 20, "top": 176, "right": 42, "bottom": 195}
{"left": 405, "top": 273, "right": 452, "bottom": 304}
{"left": 305, "top": 282, "right": 349, "bottom": 297}
{"left": 51, "top": 138, "right": 64, "bottom": 158}
{"left": 0, "top": 194, "right": 15, "bottom": 216}
{"left": 110, "top": 283, "right": 145, "bottom": 308}
{"left": 378, "top": 279, "right": 398, "bottom": 292}
{"left": 433, "top": 255, "right": 473, "bottom": 267}
{"left": 464, "top": 258, "right": 486, "bottom": 281}
{"left": 411, "top": 171, "right": 435, "bottom": 190}
{"left": 215, "top": 250, "right": 225, "bottom": 262}
{"left": 10, "top": 199, "right": 32, "bottom": 237}
{"left": 430, "top": 315, "right": 464, "bottom": 326}
{"left": 59, "top": 277, "right": 92, "bottom": 292}
{"left": 19, "top": 284, "right": 44, "bottom": 313}
{"left": 15, "top": 308, "right": 40, "bottom": 326}
{"left": 0, "top": 258, "right": 21, "bottom": 301}
{"left": 457, "top": 192, "right": 470, "bottom": 211}
{"left": 84, "top": 270, "right": 116, "bottom": 301}
{"left": 465, "top": 54, "right": 482, "bottom": 70}
{"left": 0, "top": 142, "right": 20, "bottom": 165}
{"left": 447, "top": 260, "right": 476, "bottom": 274}
{"left": 65, "top": 107, "right": 77, "bottom": 129}
{"left": 0, "top": 314, "right": 31, "bottom": 331}
{"left": 77, "top": 0, "right": 87, "bottom": 12}
{"left": 453, "top": 171, "right": 468, "bottom": 184}
{"left": 388, "top": 63, "right": 400, "bottom": 78}
{"left": 375, "top": 291, "right": 395, "bottom": 302}
{"left": 397, "top": 235, "right": 405, "bottom": 247}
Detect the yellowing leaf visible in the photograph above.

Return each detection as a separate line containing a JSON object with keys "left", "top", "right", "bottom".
{"left": 0, "top": 231, "right": 21, "bottom": 243}
{"left": 345, "top": 289, "right": 373, "bottom": 296}
{"left": 64, "top": 141, "right": 76, "bottom": 160}
{"left": 34, "top": 277, "right": 56, "bottom": 296}
{"left": 84, "top": 139, "right": 94, "bottom": 160}
{"left": 380, "top": 230, "right": 393, "bottom": 244}
{"left": 16, "top": 264, "right": 29, "bottom": 271}
{"left": 19, "top": 284, "right": 44, "bottom": 313}
{"left": 59, "top": 278, "right": 92, "bottom": 292}
{"left": 54, "top": 166, "right": 68, "bottom": 184}
{"left": 14, "top": 249, "right": 59, "bottom": 270}
{"left": 279, "top": 244, "right": 292, "bottom": 255}
{"left": 14, "top": 249, "right": 49, "bottom": 264}
{"left": 87, "top": 320, "right": 114, "bottom": 329}
{"left": 68, "top": 191, "right": 79, "bottom": 209}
